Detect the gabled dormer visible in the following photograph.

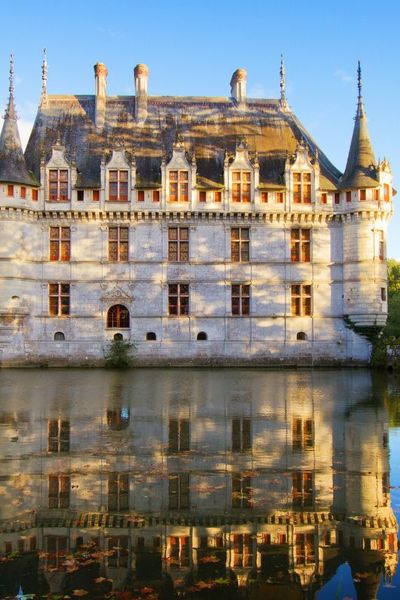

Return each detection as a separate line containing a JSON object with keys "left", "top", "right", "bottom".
{"left": 42, "top": 140, "right": 75, "bottom": 204}
{"left": 163, "top": 139, "right": 192, "bottom": 204}
{"left": 285, "top": 141, "right": 318, "bottom": 207}
{"left": 103, "top": 144, "right": 133, "bottom": 203}
{"left": 225, "top": 140, "right": 257, "bottom": 206}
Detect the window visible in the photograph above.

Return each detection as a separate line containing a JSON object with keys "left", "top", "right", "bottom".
{"left": 199, "top": 191, "right": 206, "bottom": 202}
{"left": 232, "top": 417, "right": 251, "bottom": 452}
{"left": 334, "top": 192, "right": 340, "bottom": 204}
{"left": 232, "top": 171, "right": 251, "bottom": 202}
{"left": 346, "top": 191, "right": 352, "bottom": 203}
{"left": 359, "top": 189, "right": 366, "bottom": 201}
{"left": 378, "top": 230, "right": 385, "bottom": 261}
{"left": 114, "top": 333, "right": 123, "bottom": 341}
{"left": 169, "top": 170, "right": 188, "bottom": 202}
{"left": 381, "top": 287, "right": 387, "bottom": 302}
{"left": 48, "top": 474, "right": 70, "bottom": 508}
{"left": 32, "top": 189, "right": 38, "bottom": 201}
{"left": 168, "top": 284, "right": 189, "bottom": 316}
{"left": 108, "top": 226, "right": 129, "bottom": 262}
{"left": 108, "top": 473, "right": 129, "bottom": 511}
{"left": 45, "top": 536, "right": 68, "bottom": 569}
{"left": 77, "top": 189, "right": 84, "bottom": 201}
{"left": 261, "top": 192, "right": 268, "bottom": 203}
{"left": 293, "top": 172, "right": 311, "bottom": 203}
{"left": 169, "top": 473, "right": 190, "bottom": 510}
{"left": 232, "top": 284, "right": 250, "bottom": 316}
{"left": 231, "top": 228, "right": 249, "bottom": 262}
{"left": 384, "top": 183, "right": 390, "bottom": 202}
{"left": 296, "top": 331, "right": 307, "bottom": 341}
{"left": 168, "top": 419, "right": 190, "bottom": 452}
{"left": 137, "top": 190, "right": 145, "bottom": 202}
{"left": 295, "top": 533, "right": 315, "bottom": 565}
{"left": 197, "top": 331, "right": 207, "bottom": 340}
{"left": 291, "top": 229, "right": 310, "bottom": 262}
{"left": 49, "top": 169, "right": 69, "bottom": 201}
{"left": 49, "top": 284, "right": 70, "bottom": 316}
{"left": 107, "top": 536, "right": 129, "bottom": 567}
{"left": 20, "top": 186, "right": 26, "bottom": 199}
{"left": 232, "top": 473, "right": 252, "bottom": 508}
{"left": 7, "top": 184, "right": 14, "bottom": 197}
{"left": 374, "top": 188, "right": 379, "bottom": 201}
{"left": 276, "top": 192, "right": 284, "bottom": 204}
{"left": 54, "top": 331, "right": 65, "bottom": 341}
{"left": 214, "top": 191, "right": 222, "bottom": 202}
{"left": 49, "top": 226, "right": 71, "bottom": 261}
{"left": 109, "top": 170, "right": 128, "bottom": 202}
{"left": 169, "top": 536, "right": 190, "bottom": 568}
{"left": 321, "top": 193, "right": 327, "bottom": 204}
{"left": 146, "top": 332, "right": 157, "bottom": 341}
{"left": 168, "top": 227, "right": 189, "bottom": 262}
{"left": 292, "top": 419, "right": 314, "bottom": 451}
{"left": 291, "top": 284, "right": 312, "bottom": 316}
{"left": 107, "top": 408, "right": 130, "bottom": 430}
{"left": 292, "top": 471, "right": 313, "bottom": 508}
{"left": 48, "top": 419, "right": 70, "bottom": 452}
{"left": 93, "top": 189, "right": 100, "bottom": 201}
{"left": 153, "top": 190, "right": 160, "bottom": 202}
{"left": 107, "top": 305, "right": 130, "bottom": 328}
{"left": 232, "top": 534, "right": 253, "bottom": 567}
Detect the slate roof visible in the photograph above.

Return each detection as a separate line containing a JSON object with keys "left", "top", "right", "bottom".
{"left": 24, "top": 95, "right": 343, "bottom": 190}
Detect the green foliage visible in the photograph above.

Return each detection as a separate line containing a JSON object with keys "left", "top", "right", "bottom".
{"left": 104, "top": 338, "right": 135, "bottom": 368}
{"left": 371, "top": 259, "right": 400, "bottom": 367}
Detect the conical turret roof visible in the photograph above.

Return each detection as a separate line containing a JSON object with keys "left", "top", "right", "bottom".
{"left": 0, "top": 56, "right": 36, "bottom": 186}
{"left": 341, "top": 63, "right": 378, "bottom": 189}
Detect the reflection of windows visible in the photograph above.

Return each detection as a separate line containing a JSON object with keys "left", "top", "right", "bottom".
{"left": 169, "top": 536, "right": 190, "bottom": 568}
{"left": 168, "top": 284, "right": 189, "bottom": 316}
{"left": 291, "top": 229, "right": 310, "bottom": 262}
{"left": 232, "top": 171, "right": 251, "bottom": 202}
{"left": 295, "top": 533, "right": 315, "bottom": 565}
{"left": 232, "top": 534, "right": 253, "bottom": 567}
{"left": 382, "top": 472, "right": 389, "bottom": 506}
{"left": 108, "top": 473, "right": 129, "bottom": 511}
{"left": 107, "top": 305, "right": 130, "bottom": 328}
{"left": 108, "top": 226, "right": 129, "bottom": 262}
{"left": 293, "top": 172, "right": 311, "bottom": 203}
{"left": 48, "top": 419, "right": 70, "bottom": 452}
{"left": 292, "top": 471, "right": 313, "bottom": 508}
{"left": 107, "top": 536, "right": 129, "bottom": 567}
{"left": 232, "top": 284, "right": 250, "bottom": 316}
{"left": 291, "top": 284, "right": 312, "bottom": 316}
{"left": 109, "top": 170, "right": 128, "bottom": 202}
{"left": 168, "top": 227, "right": 189, "bottom": 262}
{"left": 169, "top": 170, "right": 188, "bottom": 202}
{"left": 232, "top": 417, "right": 251, "bottom": 452}
{"left": 48, "top": 475, "right": 70, "bottom": 508}
{"left": 169, "top": 473, "right": 190, "bottom": 510}
{"left": 49, "top": 169, "right": 68, "bottom": 202}
{"left": 232, "top": 473, "right": 252, "bottom": 509}
{"left": 50, "top": 226, "right": 71, "bottom": 261}
{"left": 45, "top": 536, "right": 68, "bottom": 569}
{"left": 292, "top": 419, "right": 313, "bottom": 451}
{"left": 168, "top": 419, "right": 190, "bottom": 452}
{"left": 107, "top": 408, "right": 130, "bottom": 430}
{"left": 49, "top": 283, "right": 70, "bottom": 316}
{"left": 231, "top": 228, "right": 249, "bottom": 262}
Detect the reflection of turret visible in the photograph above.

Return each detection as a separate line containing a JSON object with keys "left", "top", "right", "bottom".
{"left": 0, "top": 369, "right": 397, "bottom": 597}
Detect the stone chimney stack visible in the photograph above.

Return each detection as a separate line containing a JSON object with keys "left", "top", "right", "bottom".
{"left": 94, "top": 62, "right": 108, "bottom": 128}
{"left": 230, "top": 68, "right": 247, "bottom": 107}
{"left": 134, "top": 63, "right": 149, "bottom": 124}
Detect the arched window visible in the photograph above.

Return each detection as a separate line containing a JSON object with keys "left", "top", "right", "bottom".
{"left": 54, "top": 331, "right": 65, "bottom": 341}
{"left": 197, "top": 331, "right": 207, "bottom": 341}
{"left": 107, "top": 305, "right": 130, "bottom": 329}
{"left": 296, "top": 332, "right": 307, "bottom": 341}
{"left": 146, "top": 332, "right": 157, "bottom": 341}
{"left": 114, "top": 333, "right": 123, "bottom": 341}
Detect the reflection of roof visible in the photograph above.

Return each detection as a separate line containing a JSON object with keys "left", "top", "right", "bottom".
{"left": 248, "top": 582, "right": 303, "bottom": 600}
{"left": 25, "top": 95, "right": 342, "bottom": 189}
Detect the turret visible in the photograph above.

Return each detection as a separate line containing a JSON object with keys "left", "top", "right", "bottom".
{"left": 230, "top": 68, "right": 247, "bottom": 107}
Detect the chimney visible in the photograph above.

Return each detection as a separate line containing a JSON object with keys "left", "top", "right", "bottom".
{"left": 94, "top": 62, "right": 108, "bottom": 128}
{"left": 230, "top": 68, "right": 247, "bottom": 107}
{"left": 134, "top": 63, "right": 149, "bottom": 124}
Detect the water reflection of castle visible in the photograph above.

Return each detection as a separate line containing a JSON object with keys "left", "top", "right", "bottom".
{"left": 0, "top": 369, "right": 397, "bottom": 598}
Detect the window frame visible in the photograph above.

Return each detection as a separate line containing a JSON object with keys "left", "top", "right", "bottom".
{"left": 108, "top": 169, "right": 129, "bottom": 202}
{"left": 108, "top": 226, "right": 129, "bottom": 262}
{"left": 231, "top": 283, "right": 250, "bottom": 316}
{"left": 168, "top": 170, "right": 189, "bottom": 202}
{"left": 231, "top": 227, "right": 250, "bottom": 263}
{"left": 293, "top": 172, "right": 311, "bottom": 204}
{"left": 49, "top": 226, "right": 71, "bottom": 262}
{"left": 168, "top": 283, "right": 189, "bottom": 316}
{"left": 291, "top": 284, "right": 312, "bottom": 316}
{"left": 107, "top": 304, "right": 130, "bottom": 329}
{"left": 290, "top": 229, "right": 311, "bottom": 263}
{"left": 168, "top": 418, "right": 190, "bottom": 453}
{"left": 168, "top": 473, "right": 190, "bottom": 510}
{"left": 48, "top": 419, "right": 70, "bottom": 453}
{"left": 231, "top": 473, "right": 252, "bottom": 509}
{"left": 48, "top": 474, "right": 70, "bottom": 509}
{"left": 48, "top": 283, "right": 70, "bottom": 317}
{"left": 232, "top": 170, "right": 251, "bottom": 203}
{"left": 232, "top": 417, "right": 251, "bottom": 452}
{"left": 49, "top": 169, "right": 69, "bottom": 202}
{"left": 108, "top": 472, "right": 129, "bottom": 512}
{"left": 168, "top": 227, "right": 189, "bottom": 262}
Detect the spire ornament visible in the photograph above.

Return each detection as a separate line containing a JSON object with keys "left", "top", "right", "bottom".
{"left": 41, "top": 48, "right": 48, "bottom": 105}
{"left": 4, "top": 53, "right": 17, "bottom": 120}
{"left": 279, "top": 55, "right": 289, "bottom": 112}
{"left": 356, "top": 60, "right": 364, "bottom": 118}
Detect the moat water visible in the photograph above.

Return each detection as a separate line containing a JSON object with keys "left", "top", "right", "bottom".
{"left": 0, "top": 368, "right": 399, "bottom": 600}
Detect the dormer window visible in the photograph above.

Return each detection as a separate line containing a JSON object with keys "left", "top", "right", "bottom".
{"left": 169, "top": 170, "right": 188, "bottom": 202}
{"left": 49, "top": 169, "right": 69, "bottom": 202}
{"left": 293, "top": 172, "right": 311, "bottom": 204}
{"left": 232, "top": 171, "right": 251, "bottom": 202}
{"left": 109, "top": 170, "right": 128, "bottom": 202}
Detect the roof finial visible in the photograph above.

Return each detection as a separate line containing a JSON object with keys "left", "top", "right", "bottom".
{"left": 9, "top": 53, "right": 14, "bottom": 97}
{"left": 357, "top": 60, "right": 362, "bottom": 102}
{"left": 41, "top": 48, "right": 48, "bottom": 104}
{"left": 4, "top": 53, "right": 17, "bottom": 120}
{"left": 279, "top": 55, "right": 289, "bottom": 111}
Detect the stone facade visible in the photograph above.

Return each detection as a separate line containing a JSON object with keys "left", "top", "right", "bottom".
{"left": 0, "top": 58, "right": 393, "bottom": 366}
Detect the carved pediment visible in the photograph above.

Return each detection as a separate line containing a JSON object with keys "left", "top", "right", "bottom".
{"left": 101, "top": 285, "right": 133, "bottom": 302}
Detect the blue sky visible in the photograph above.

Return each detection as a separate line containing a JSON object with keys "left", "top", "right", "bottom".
{"left": 1, "top": 0, "right": 399, "bottom": 256}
